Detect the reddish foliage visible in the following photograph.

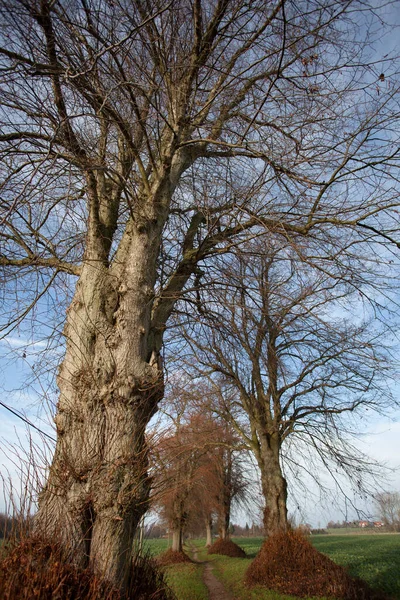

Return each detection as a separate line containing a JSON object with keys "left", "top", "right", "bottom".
{"left": 0, "top": 536, "right": 175, "bottom": 600}
{"left": 245, "top": 529, "right": 390, "bottom": 599}
{"left": 207, "top": 538, "right": 246, "bottom": 558}
{"left": 157, "top": 549, "right": 193, "bottom": 566}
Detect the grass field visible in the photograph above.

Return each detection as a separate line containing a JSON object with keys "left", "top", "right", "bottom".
{"left": 141, "top": 538, "right": 170, "bottom": 556}
{"left": 146, "top": 533, "right": 400, "bottom": 600}
{"left": 230, "top": 534, "right": 400, "bottom": 599}
{"left": 311, "top": 534, "right": 400, "bottom": 599}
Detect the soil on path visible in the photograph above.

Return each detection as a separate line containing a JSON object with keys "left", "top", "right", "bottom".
{"left": 189, "top": 545, "right": 236, "bottom": 600}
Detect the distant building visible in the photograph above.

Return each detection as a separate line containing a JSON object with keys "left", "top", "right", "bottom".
{"left": 358, "top": 520, "right": 370, "bottom": 528}
{"left": 373, "top": 521, "right": 384, "bottom": 528}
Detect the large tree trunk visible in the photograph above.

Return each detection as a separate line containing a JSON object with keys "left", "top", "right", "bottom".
{"left": 257, "top": 434, "right": 288, "bottom": 536}
{"left": 35, "top": 218, "right": 165, "bottom": 588}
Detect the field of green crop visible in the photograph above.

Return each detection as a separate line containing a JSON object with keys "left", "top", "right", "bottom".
{"left": 141, "top": 537, "right": 170, "bottom": 556}
{"left": 312, "top": 534, "right": 400, "bottom": 599}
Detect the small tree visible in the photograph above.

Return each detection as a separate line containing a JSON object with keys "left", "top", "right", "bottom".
{"left": 375, "top": 492, "right": 400, "bottom": 531}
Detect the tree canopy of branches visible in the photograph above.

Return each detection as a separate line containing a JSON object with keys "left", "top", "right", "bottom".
{"left": 0, "top": 0, "right": 398, "bottom": 588}
{"left": 180, "top": 239, "right": 397, "bottom": 534}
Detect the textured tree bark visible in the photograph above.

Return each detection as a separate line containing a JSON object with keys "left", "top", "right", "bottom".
{"left": 170, "top": 488, "right": 188, "bottom": 553}
{"left": 218, "top": 450, "right": 232, "bottom": 540}
{"left": 171, "top": 527, "right": 184, "bottom": 553}
{"left": 205, "top": 516, "right": 213, "bottom": 547}
{"left": 257, "top": 435, "right": 288, "bottom": 536}
{"left": 218, "top": 511, "right": 230, "bottom": 540}
{"left": 35, "top": 219, "right": 165, "bottom": 587}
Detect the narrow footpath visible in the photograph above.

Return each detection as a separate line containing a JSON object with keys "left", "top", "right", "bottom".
{"left": 189, "top": 544, "right": 236, "bottom": 600}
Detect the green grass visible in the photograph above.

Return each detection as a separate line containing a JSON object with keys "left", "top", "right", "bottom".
{"left": 139, "top": 540, "right": 208, "bottom": 600}
{"left": 206, "top": 554, "right": 306, "bottom": 600}
{"left": 311, "top": 534, "right": 400, "bottom": 599}
{"left": 141, "top": 538, "right": 170, "bottom": 556}
{"left": 231, "top": 536, "right": 264, "bottom": 557}
{"left": 145, "top": 534, "right": 400, "bottom": 599}
{"left": 163, "top": 562, "right": 208, "bottom": 600}
{"left": 228, "top": 534, "right": 400, "bottom": 599}
{"left": 192, "top": 539, "right": 314, "bottom": 599}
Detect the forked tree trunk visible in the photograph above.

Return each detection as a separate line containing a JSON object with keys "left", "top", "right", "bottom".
{"left": 257, "top": 434, "right": 288, "bottom": 536}
{"left": 35, "top": 219, "right": 166, "bottom": 588}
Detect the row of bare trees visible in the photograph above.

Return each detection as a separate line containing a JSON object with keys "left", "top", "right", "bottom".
{"left": 151, "top": 382, "right": 251, "bottom": 550}
{"left": 0, "top": 0, "right": 399, "bottom": 591}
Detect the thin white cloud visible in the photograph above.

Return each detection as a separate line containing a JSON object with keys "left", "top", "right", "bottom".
{"left": 0, "top": 337, "right": 48, "bottom": 350}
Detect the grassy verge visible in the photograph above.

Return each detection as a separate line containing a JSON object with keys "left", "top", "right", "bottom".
{"left": 140, "top": 540, "right": 208, "bottom": 600}
{"left": 163, "top": 562, "right": 208, "bottom": 600}
{"left": 207, "top": 553, "right": 303, "bottom": 600}
{"left": 192, "top": 540, "right": 301, "bottom": 599}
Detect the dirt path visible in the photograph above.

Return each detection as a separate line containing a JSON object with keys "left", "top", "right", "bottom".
{"left": 189, "top": 545, "right": 236, "bottom": 600}
{"left": 202, "top": 561, "right": 236, "bottom": 600}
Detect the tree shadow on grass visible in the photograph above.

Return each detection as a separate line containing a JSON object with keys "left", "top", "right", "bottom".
{"left": 343, "top": 548, "right": 400, "bottom": 599}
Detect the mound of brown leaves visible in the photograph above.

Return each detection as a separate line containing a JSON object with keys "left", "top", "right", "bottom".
{"left": 0, "top": 536, "right": 175, "bottom": 600}
{"left": 157, "top": 548, "right": 192, "bottom": 566}
{"left": 245, "top": 529, "right": 389, "bottom": 599}
{"left": 207, "top": 538, "right": 246, "bottom": 558}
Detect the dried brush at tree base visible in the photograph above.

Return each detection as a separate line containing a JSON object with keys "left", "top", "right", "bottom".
{"left": 156, "top": 548, "right": 193, "bottom": 566}
{"left": 126, "top": 552, "right": 176, "bottom": 600}
{"left": 207, "top": 538, "right": 246, "bottom": 558}
{"left": 245, "top": 529, "right": 390, "bottom": 599}
{"left": 0, "top": 536, "right": 175, "bottom": 600}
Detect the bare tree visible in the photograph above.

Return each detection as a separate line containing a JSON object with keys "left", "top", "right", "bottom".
{"left": 375, "top": 491, "right": 400, "bottom": 531}
{"left": 180, "top": 238, "right": 397, "bottom": 535}
{"left": 0, "top": 0, "right": 398, "bottom": 587}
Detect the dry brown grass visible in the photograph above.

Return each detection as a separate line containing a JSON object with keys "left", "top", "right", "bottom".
{"left": 0, "top": 535, "right": 175, "bottom": 600}
{"left": 207, "top": 538, "right": 246, "bottom": 558}
{"left": 156, "top": 548, "right": 193, "bottom": 566}
{"left": 245, "top": 529, "right": 390, "bottom": 599}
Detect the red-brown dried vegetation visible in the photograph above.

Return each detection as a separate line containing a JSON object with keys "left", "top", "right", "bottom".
{"left": 156, "top": 548, "right": 193, "bottom": 566}
{"left": 245, "top": 529, "right": 390, "bottom": 599}
{"left": 0, "top": 535, "right": 175, "bottom": 600}
{"left": 207, "top": 538, "right": 246, "bottom": 558}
